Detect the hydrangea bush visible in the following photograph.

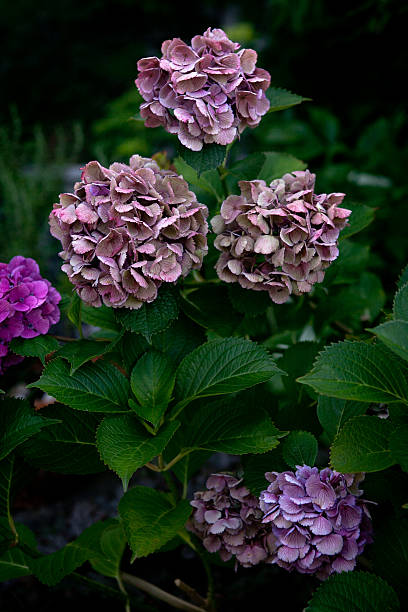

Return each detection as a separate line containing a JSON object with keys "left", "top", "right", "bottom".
{"left": 0, "top": 26, "right": 406, "bottom": 612}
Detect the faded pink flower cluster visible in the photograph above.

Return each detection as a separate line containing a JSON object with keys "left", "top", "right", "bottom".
{"left": 49, "top": 155, "right": 208, "bottom": 309}
{"left": 0, "top": 256, "right": 61, "bottom": 374}
{"left": 212, "top": 170, "right": 351, "bottom": 304}
{"left": 135, "top": 28, "right": 271, "bottom": 151}
{"left": 188, "top": 474, "right": 276, "bottom": 567}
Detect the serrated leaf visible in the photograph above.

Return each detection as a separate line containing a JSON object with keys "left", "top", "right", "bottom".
{"left": 0, "top": 522, "right": 36, "bottom": 582}
{"left": 317, "top": 397, "right": 367, "bottom": 442}
{"left": 151, "top": 315, "right": 205, "bottom": 366}
{"left": 28, "top": 358, "right": 130, "bottom": 413}
{"left": 339, "top": 202, "right": 375, "bottom": 240}
{"left": 130, "top": 350, "right": 175, "bottom": 427}
{"left": 389, "top": 424, "right": 408, "bottom": 471}
{"left": 228, "top": 284, "right": 271, "bottom": 316}
{"left": 0, "top": 398, "right": 60, "bottom": 461}
{"left": 9, "top": 335, "right": 60, "bottom": 364}
{"left": 242, "top": 449, "right": 287, "bottom": 496}
{"left": 394, "top": 283, "right": 408, "bottom": 321}
{"left": 19, "top": 406, "right": 104, "bottom": 474}
{"left": 181, "top": 285, "right": 241, "bottom": 336}
{"left": 279, "top": 342, "right": 321, "bottom": 401}
{"left": 81, "top": 302, "right": 119, "bottom": 331}
{"left": 115, "top": 286, "right": 178, "bottom": 340}
{"left": 325, "top": 241, "right": 370, "bottom": 285}
{"left": 398, "top": 264, "right": 408, "bottom": 289}
{"left": 176, "top": 398, "right": 285, "bottom": 455}
{"left": 89, "top": 520, "right": 126, "bottom": 578}
{"left": 67, "top": 292, "right": 82, "bottom": 331}
{"left": 177, "top": 142, "right": 226, "bottom": 174}
{"left": 57, "top": 336, "right": 122, "bottom": 374}
{"left": 330, "top": 415, "right": 396, "bottom": 472}
{"left": 282, "top": 431, "right": 318, "bottom": 468}
{"left": 174, "top": 337, "right": 284, "bottom": 414}
{"left": 369, "top": 320, "right": 408, "bottom": 362}
{"left": 118, "top": 332, "right": 149, "bottom": 373}
{"left": 306, "top": 571, "right": 399, "bottom": 612}
{"left": 173, "top": 156, "right": 223, "bottom": 201}
{"left": 96, "top": 416, "right": 179, "bottom": 488}
{"left": 298, "top": 341, "right": 408, "bottom": 404}
{"left": 257, "top": 152, "right": 307, "bottom": 183}
{"left": 267, "top": 87, "right": 310, "bottom": 112}
{"left": 118, "top": 486, "right": 191, "bottom": 557}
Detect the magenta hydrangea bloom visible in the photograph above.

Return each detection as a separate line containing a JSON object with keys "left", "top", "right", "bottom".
{"left": 0, "top": 256, "right": 61, "bottom": 374}
{"left": 211, "top": 170, "right": 351, "bottom": 304}
{"left": 259, "top": 466, "right": 373, "bottom": 580}
{"left": 49, "top": 155, "right": 208, "bottom": 309}
{"left": 188, "top": 473, "right": 277, "bottom": 567}
{"left": 135, "top": 28, "right": 271, "bottom": 151}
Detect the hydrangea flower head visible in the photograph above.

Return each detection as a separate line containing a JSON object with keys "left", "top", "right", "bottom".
{"left": 211, "top": 170, "right": 351, "bottom": 303}
{"left": 259, "top": 466, "right": 373, "bottom": 579}
{"left": 49, "top": 155, "right": 208, "bottom": 308}
{"left": 0, "top": 256, "right": 61, "bottom": 374}
{"left": 135, "top": 28, "right": 271, "bottom": 151}
{"left": 188, "top": 473, "right": 277, "bottom": 567}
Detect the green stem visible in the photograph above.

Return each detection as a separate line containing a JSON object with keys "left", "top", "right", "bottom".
{"left": 162, "top": 469, "right": 179, "bottom": 503}
{"left": 117, "top": 573, "right": 131, "bottom": 612}
{"left": 121, "top": 572, "right": 205, "bottom": 611}
{"left": 179, "top": 532, "right": 215, "bottom": 610}
{"left": 71, "top": 572, "right": 127, "bottom": 602}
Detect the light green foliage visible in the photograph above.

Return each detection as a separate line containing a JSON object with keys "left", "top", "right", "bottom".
{"left": 266, "top": 88, "right": 311, "bottom": 112}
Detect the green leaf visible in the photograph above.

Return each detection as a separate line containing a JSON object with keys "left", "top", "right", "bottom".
{"left": 56, "top": 336, "right": 122, "bottom": 374}
{"left": 88, "top": 520, "right": 126, "bottom": 578}
{"left": 0, "top": 398, "right": 59, "bottom": 461}
{"left": 96, "top": 416, "right": 179, "bottom": 488}
{"left": 306, "top": 571, "right": 399, "bottom": 612}
{"left": 174, "top": 337, "right": 284, "bottom": 413}
{"left": 279, "top": 342, "right": 321, "bottom": 401}
{"left": 229, "top": 151, "right": 306, "bottom": 183}
{"left": 118, "top": 486, "right": 191, "bottom": 557}
{"left": 30, "top": 519, "right": 123, "bottom": 586}
{"left": 370, "top": 518, "right": 408, "bottom": 602}
{"left": 115, "top": 286, "right": 178, "bottom": 341}
{"left": 389, "top": 424, "right": 408, "bottom": 471}
{"left": 173, "top": 156, "right": 223, "bottom": 201}
{"left": 181, "top": 285, "right": 241, "bottom": 336}
{"left": 28, "top": 358, "right": 130, "bottom": 413}
{"left": 266, "top": 87, "right": 310, "bottom": 112}
{"left": 151, "top": 315, "right": 205, "bottom": 366}
{"left": 317, "top": 397, "right": 367, "bottom": 442}
{"left": 394, "top": 282, "right": 408, "bottom": 321}
{"left": 0, "top": 522, "right": 36, "bottom": 582}
{"left": 369, "top": 320, "right": 408, "bottom": 362}
{"left": 176, "top": 398, "right": 285, "bottom": 455}
{"left": 118, "top": 332, "right": 149, "bottom": 373}
{"left": 242, "top": 449, "right": 287, "bottom": 496}
{"left": 9, "top": 335, "right": 60, "bottom": 364}
{"left": 325, "top": 241, "right": 370, "bottom": 285}
{"left": 298, "top": 341, "right": 408, "bottom": 404}
{"left": 67, "top": 292, "right": 82, "bottom": 332}
{"left": 228, "top": 284, "right": 271, "bottom": 316}
{"left": 282, "top": 431, "right": 318, "bottom": 468}
{"left": 177, "top": 142, "right": 226, "bottom": 175}
{"left": 398, "top": 264, "right": 408, "bottom": 289}
{"left": 339, "top": 201, "right": 375, "bottom": 240}
{"left": 81, "top": 303, "right": 119, "bottom": 331}
{"left": 130, "top": 350, "right": 175, "bottom": 427}
{"left": 330, "top": 415, "right": 396, "bottom": 472}
{"left": 19, "top": 406, "right": 104, "bottom": 474}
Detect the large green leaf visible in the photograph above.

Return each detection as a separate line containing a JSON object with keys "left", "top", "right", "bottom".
{"left": 0, "top": 522, "right": 36, "bottom": 582}
{"left": 96, "top": 416, "right": 179, "bottom": 488}
{"left": 394, "top": 282, "right": 408, "bottom": 321}
{"left": 242, "top": 449, "right": 287, "bottom": 496}
{"left": 173, "top": 156, "right": 223, "bottom": 201}
{"left": 266, "top": 87, "right": 310, "bottom": 112}
{"left": 88, "top": 520, "right": 126, "bottom": 578}
{"left": 118, "top": 486, "right": 191, "bottom": 557}
{"left": 115, "top": 286, "right": 178, "bottom": 340}
{"left": 9, "top": 335, "right": 60, "bottom": 364}
{"left": 389, "top": 424, "right": 408, "bottom": 472}
{"left": 118, "top": 332, "right": 149, "bottom": 373}
{"left": 306, "top": 571, "right": 399, "bottom": 612}
{"left": 56, "top": 335, "right": 122, "bottom": 374}
{"left": 227, "top": 284, "right": 271, "bottom": 317}
{"left": 174, "top": 338, "right": 284, "bottom": 414}
{"left": 369, "top": 320, "right": 408, "bottom": 362}
{"left": 177, "top": 142, "right": 226, "bottom": 174}
{"left": 180, "top": 285, "right": 241, "bottom": 336}
{"left": 19, "top": 406, "right": 104, "bottom": 474}
{"left": 279, "top": 342, "right": 321, "bottom": 401}
{"left": 151, "top": 315, "right": 205, "bottom": 366}
{"left": 298, "top": 341, "right": 408, "bottom": 404}
{"left": 339, "top": 201, "right": 375, "bottom": 240}
{"left": 130, "top": 350, "right": 175, "bottom": 427}
{"left": 282, "top": 431, "right": 318, "bottom": 468}
{"left": 330, "top": 415, "right": 396, "bottom": 472}
{"left": 317, "top": 397, "right": 367, "bottom": 443}
{"left": 28, "top": 358, "right": 130, "bottom": 412}
{"left": 0, "top": 398, "right": 59, "bottom": 461}
{"left": 81, "top": 302, "right": 119, "bottom": 331}
{"left": 229, "top": 151, "right": 306, "bottom": 183}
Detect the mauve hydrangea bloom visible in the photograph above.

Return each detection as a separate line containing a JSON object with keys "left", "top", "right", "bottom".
{"left": 188, "top": 474, "right": 277, "bottom": 567}
{"left": 259, "top": 466, "right": 373, "bottom": 579}
{"left": 135, "top": 28, "right": 271, "bottom": 151}
{"left": 49, "top": 155, "right": 208, "bottom": 308}
{"left": 0, "top": 256, "right": 61, "bottom": 374}
{"left": 211, "top": 170, "right": 351, "bottom": 304}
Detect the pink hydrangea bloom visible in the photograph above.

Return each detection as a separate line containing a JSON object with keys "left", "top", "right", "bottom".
{"left": 212, "top": 170, "right": 351, "bottom": 304}
{"left": 188, "top": 473, "right": 277, "bottom": 568}
{"left": 49, "top": 155, "right": 208, "bottom": 309}
{"left": 260, "top": 466, "right": 373, "bottom": 579}
{"left": 135, "top": 28, "right": 271, "bottom": 150}
{"left": 0, "top": 256, "right": 61, "bottom": 374}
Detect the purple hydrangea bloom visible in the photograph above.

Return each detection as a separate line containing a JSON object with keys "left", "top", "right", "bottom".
{"left": 259, "top": 466, "right": 373, "bottom": 579}
{"left": 188, "top": 473, "right": 277, "bottom": 567}
{"left": 135, "top": 28, "right": 271, "bottom": 151}
{"left": 49, "top": 155, "right": 208, "bottom": 309}
{"left": 0, "top": 256, "right": 61, "bottom": 374}
{"left": 211, "top": 170, "right": 351, "bottom": 304}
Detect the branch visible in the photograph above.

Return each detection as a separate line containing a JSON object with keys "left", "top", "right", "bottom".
{"left": 121, "top": 572, "right": 205, "bottom": 611}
